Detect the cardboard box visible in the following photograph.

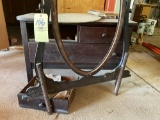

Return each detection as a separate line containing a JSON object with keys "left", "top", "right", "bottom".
{"left": 133, "top": 4, "right": 151, "bottom": 22}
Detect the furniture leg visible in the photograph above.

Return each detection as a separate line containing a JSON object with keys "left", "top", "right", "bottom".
{"left": 20, "top": 21, "right": 33, "bottom": 82}
{"left": 114, "top": 52, "right": 129, "bottom": 95}
{"left": 36, "top": 63, "right": 52, "bottom": 115}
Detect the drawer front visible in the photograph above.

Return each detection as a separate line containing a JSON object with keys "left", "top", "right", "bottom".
{"left": 78, "top": 26, "right": 116, "bottom": 43}
{"left": 28, "top": 42, "right": 123, "bottom": 69}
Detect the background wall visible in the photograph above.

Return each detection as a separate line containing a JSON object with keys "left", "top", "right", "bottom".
{"left": 58, "top": 0, "right": 104, "bottom": 13}
{"left": 2, "top": 0, "right": 41, "bottom": 24}
{"left": 114, "top": 0, "right": 135, "bottom": 13}
{"left": 0, "top": 0, "right": 9, "bottom": 50}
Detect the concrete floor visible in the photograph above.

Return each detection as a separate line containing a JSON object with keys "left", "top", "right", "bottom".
{"left": 0, "top": 28, "right": 160, "bottom": 120}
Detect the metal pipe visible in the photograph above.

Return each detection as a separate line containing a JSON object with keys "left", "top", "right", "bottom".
{"left": 51, "top": 0, "right": 126, "bottom": 76}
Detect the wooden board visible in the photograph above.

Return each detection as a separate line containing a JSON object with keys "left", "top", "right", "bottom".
{"left": 58, "top": 0, "right": 104, "bottom": 13}
{"left": 58, "top": 0, "right": 64, "bottom": 13}
{"left": 0, "top": 0, "right": 9, "bottom": 50}
{"left": 58, "top": 13, "right": 101, "bottom": 23}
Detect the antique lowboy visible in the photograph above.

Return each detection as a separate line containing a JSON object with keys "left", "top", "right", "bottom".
{"left": 17, "top": 13, "right": 137, "bottom": 82}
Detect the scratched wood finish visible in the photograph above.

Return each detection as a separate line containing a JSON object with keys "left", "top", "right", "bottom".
{"left": 16, "top": 13, "right": 137, "bottom": 81}
{"left": 29, "top": 42, "right": 122, "bottom": 69}
{"left": 28, "top": 25, "right": 133, "bottom": 69}
{"left": 79, "top": 26, "right": 117, "bottom": 43}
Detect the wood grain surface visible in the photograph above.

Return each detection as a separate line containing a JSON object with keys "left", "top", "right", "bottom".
{"left": 58, "top": 13, "right": 101, "bottom": 23}
{"left": 0, "top": 0, "right": 9, "bottom": 49}
{"left": 58, "top": 0, "right": 104, "bottom": 13}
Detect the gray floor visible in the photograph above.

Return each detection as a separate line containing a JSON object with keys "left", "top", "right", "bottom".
{"left": 0, "top": 27, "right": 160, "bottom": 120}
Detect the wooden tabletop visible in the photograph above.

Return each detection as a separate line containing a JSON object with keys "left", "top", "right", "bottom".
{"left": 16, "top": 13, "right": 137, "bottom": 26}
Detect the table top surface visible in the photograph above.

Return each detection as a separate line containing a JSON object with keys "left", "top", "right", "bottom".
{"left": 17, "top": 13, "right": 137, "bottom": 25}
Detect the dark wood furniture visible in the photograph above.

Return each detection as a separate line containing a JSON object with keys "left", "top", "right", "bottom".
{"left": 17, "top": 13, "right": 137, "bottom": 82}
{"left": 2, "top": 0, "right": 40, "bottom": 24}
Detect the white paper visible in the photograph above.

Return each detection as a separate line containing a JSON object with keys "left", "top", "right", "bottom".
{"left": 34, "top": 14, "right": 49, "bottom": 42}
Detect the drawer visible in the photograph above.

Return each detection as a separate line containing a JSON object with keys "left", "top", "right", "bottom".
{"left": 28, "top": 42, "right": 123, "bottom": 69}
{"left": 78, "top": 26, "right": 116, "bottom": 43}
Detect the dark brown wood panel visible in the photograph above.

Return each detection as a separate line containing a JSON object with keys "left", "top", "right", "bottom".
{"left": 2, "top": 0, "right": 12, "bottom": 23}
{"left": 24, "top": 0, "right": 40, "bottom": 13}
{"left": 9, "top": 0, "right": 26, "bottom": 24}
{"left": 78, "top": 26, "right": 117, "bottom": 43}
{"left": 17, "top": 13, "right": 137, "bottom": 81}
{"left": 28, "top": 42, "right": 122, "bottom": 66}
{"left": 2, "top": 0, "right": 40, "bottom": 24}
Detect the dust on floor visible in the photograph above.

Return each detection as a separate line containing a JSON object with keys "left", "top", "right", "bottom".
{"left": 0, "top": 48, "right": 160, "bottom": 120}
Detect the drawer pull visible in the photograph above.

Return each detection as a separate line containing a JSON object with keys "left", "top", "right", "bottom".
{"left": 102, "top": 33, "right": 107, "bottom": 37}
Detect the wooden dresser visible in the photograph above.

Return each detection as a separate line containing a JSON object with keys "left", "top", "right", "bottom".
{"left": 17, "top": 13, "right": 137, "bottom": 82}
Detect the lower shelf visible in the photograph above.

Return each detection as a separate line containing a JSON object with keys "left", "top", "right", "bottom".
{"left": 17, "top": 76, "right": 76, "bottom": 114}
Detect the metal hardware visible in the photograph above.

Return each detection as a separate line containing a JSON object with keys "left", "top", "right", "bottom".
{"left": 38, "top": 103, "right": 46, "bottom": 108}
{"left": 102, "top": 33, "right": 107, "bottom": 37}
